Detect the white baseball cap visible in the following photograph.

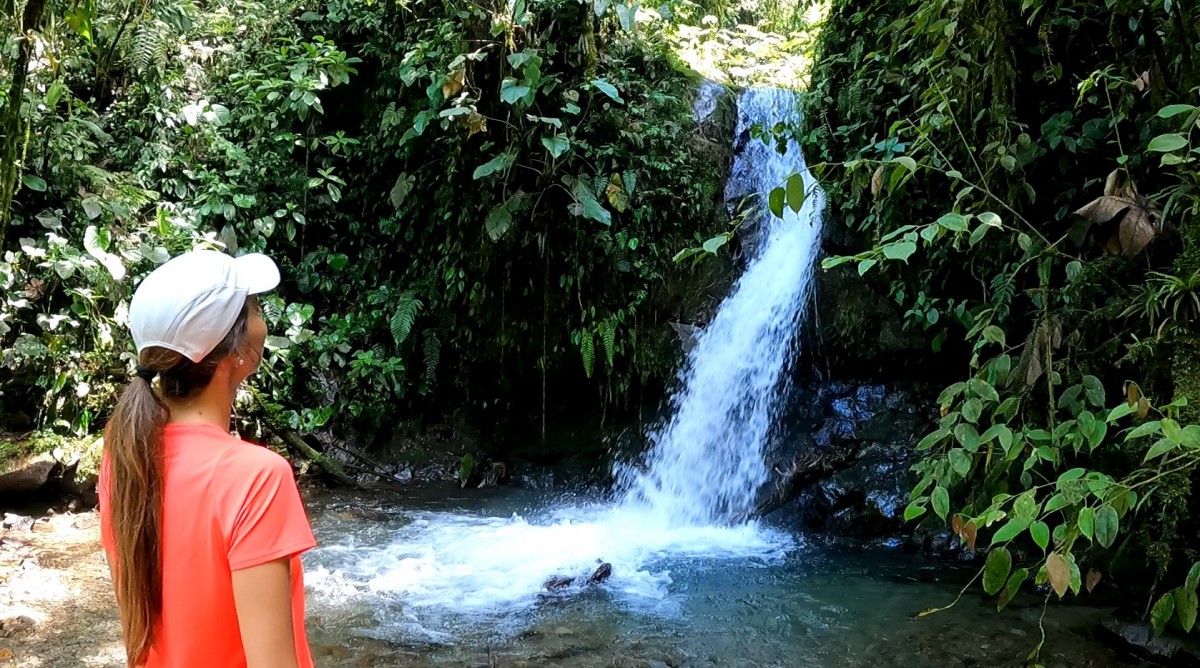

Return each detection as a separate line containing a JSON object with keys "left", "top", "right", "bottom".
{"left": 129, "top": 250, "right": 280, "bottom": 362}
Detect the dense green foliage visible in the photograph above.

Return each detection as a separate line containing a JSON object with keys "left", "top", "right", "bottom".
{"left": 801, "top": 0, "right": 1200, "bottom": 646}
{"left": 0, "top": 0, "right": 827, "bottom": 445}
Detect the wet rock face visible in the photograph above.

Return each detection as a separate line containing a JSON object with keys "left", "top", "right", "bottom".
{"left": 765, "top": 380, "right": 934, "bottom": 543}
{"left": 1100, "top": 618, "right": 1200, "bottom": 666}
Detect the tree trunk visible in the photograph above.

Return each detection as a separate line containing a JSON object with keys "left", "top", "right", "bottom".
{"left": 0, "top": 0, "right": 46, "bottom": 249}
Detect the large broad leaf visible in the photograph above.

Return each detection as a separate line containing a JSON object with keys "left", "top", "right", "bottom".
{"left": 22, "top": 175, "right": 47, "bottom": 192}
{"left": 591, "top": 79, "right": 624, "bottom": 104}
{"left": 882, "top": 240, "right": 917, "bottom": 261}
{"left": 1074, "top": 171, "right": 1161, "bottom": 257}
{"left": 614, "top": 0, "right": 639, "bottom": 30}
{"left": 998, "top": 568, "right": 1028, "bottom": 612}
{"left": 983, "top": 547, "right": 1012, "bottom": 595}
{"left": 500, "top": 79, "right": 531, "bottom": 105}
{"left": 541, "top": 135, "right": 570, "bottom": 159}
{"left": 485, "top": 204, "right": 513, "bottom": 241}
{"left": 389, "top": 173, "right": 415, "bottom": 208}
{"left": 1148, "top": 133, "right": 1188, "bottom": 152}
{"left": 473, "top": 154, "right": 512, "bottom": 180}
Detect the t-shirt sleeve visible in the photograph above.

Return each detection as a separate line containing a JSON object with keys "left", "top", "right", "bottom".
{"left": 223, "top": 450, "right": 317, "bottom": 571}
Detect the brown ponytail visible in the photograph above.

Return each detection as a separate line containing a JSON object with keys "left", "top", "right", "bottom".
{"left": 105, "top": 303, "right": 251, "bottom": 666}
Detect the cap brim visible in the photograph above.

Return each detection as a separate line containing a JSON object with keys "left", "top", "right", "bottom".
{"left": 232, "top": 253, "right": 281, "bottom": 294}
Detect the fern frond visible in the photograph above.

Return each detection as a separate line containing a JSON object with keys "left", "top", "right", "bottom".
{"left": 600, "top": 320, "right": 616, "bottom": 369}
{"left": 126, "top": 20, "right": 171, "bottom": 74}
{"left": 580, "top": 331, "right": 595, "bottom": 378}
{"left": 622, "top": 169, "right": 637, "bottom": 197}
{"left": 390, "top": 291, "right": 423, "bottom": 346}
{"left": 422, "top": 332, "right": 440, "bottom": 384}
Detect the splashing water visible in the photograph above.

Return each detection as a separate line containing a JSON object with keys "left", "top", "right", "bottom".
{"left": 616, "top": 88, "right": 825, "bottom": 526}
{"left": 307, "top": 88, "right": 825, "bottom": 628}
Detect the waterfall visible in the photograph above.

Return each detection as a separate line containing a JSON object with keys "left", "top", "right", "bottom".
{"left": 616, "top": 88, "right": 825, "bottom": 526}
{"left": 306, "top": 88, "right": 819, "bottom": 619}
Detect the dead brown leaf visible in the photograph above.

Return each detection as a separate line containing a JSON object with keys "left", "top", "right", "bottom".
{"left": 442, "top": 69, "right": 466, "bottom": 100}
{"left": 870, "top": 166, "right": 885, "bottom": 198}
{"left": 1075, "top": 169, "right": 1161, "bottom": 257}
{"left": 1086, "top": 568, "right": 1102, "bottom": 593}
{"left": 963, "top": 520, "right": 978, "bottom": 551}
{"left": 461, "top": 112, "right": 488, "bottom": 137}
{"left": 1047, "top": 552, "right": 1070, "bottom": 598}
{"left": 1138, "top": 396, "right": 1150, "bottom": 418}
{"left": 1126, "top": 381, "right": 1139, "bottom": 407}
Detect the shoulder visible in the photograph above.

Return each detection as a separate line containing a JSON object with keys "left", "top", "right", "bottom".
{"left": 216, "top": 441, "right": 296, "bottom": 487}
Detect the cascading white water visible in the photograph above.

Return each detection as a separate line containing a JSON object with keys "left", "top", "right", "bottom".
{"left": 616, "top": 88, "right": 825, "bottom": 526}
{"left": 307, "top": 88, "right": 824, "bottom": 625}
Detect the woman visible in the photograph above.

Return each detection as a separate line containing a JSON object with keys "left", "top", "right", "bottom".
{"left": 98, "top": 249, "right": 317, "bottom": 668}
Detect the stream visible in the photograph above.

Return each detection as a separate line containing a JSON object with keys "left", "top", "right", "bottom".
{"left": 299, "top": 88, "right": 1144, "bottom": 667}
{"left": 301, "top": 486, "right": 1142, "bottom": 668}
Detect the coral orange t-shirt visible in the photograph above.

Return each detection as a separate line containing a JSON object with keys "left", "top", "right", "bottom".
{"left": 98, "top": 423, "right": 317, "bottom": 668}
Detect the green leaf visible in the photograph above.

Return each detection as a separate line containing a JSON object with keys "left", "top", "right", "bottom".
{"left": 969, "top": 224, "right": 990, "bottom": 246}
{"left": 1095, "top": 505, "right": 1118, "bottom": 549}
{"left": 785, "top": 173, "right": 805, "bottom": 213}
{"left": 22, "top": 175, "right": 47, "bottom": 192}
{"left": 1078, "top": 507, "right": 1095, "bottom": 541}
{"left": 937, "top": 212, "right": 969, "bottom": 232}
{"left": 702, "top": 234, "right": 728, "bottom": 255}
{"left": 500, "top": 79, "right": 531, "bottom": 104}
{"left": 1158, "top": 104, "right": 1199, "bottom": 118}
{"left": 1014, "top": 492, "right": 1040, "bottom": 520}
{"left": 991, "top": 518, "right": 1030, "bottom": 545}
{"left": 1187, "top": 562, "right": 1200, "bottom": 593}
{"left": 473, "top": 154, "right": 511, "bottom": 179}
{"left": 882, "top": 240, "right": 917, "bottom": 262}
{"left": 541, "top": 134, "right": 570, "bottom": 158}
{"left": 983, "top": 547, "right": 1012, "bottom": 595}
{"left": 1082, "top": 375, "right": 1105, "bottom": 407}
{"left": 904, "top": 503, "right": 927, "bottom": 521}
{"left": 768, "top": 187, "right": 785, "bottom": 219}
{"left": 978, "top": 211, "right": 1002, "bottom": 227}
{"left": 1145, "top": 438, "right": 1177, "bottom": 462}
{"left": 1162, "top": 417, "right": 1184, "bottom": 444}
{"left": 948, "top": 448, "right": 972, "bottom": 476}
{"left": 954, "top": 424, "right": 981, "bottom": 452}
{"left": 858, "top": 259, "right": 877, "bottom": 275}
{"left": 1031, "top": 521, "right": 1050, "bottom": 551}
{"left": 1176, "top": 589, "right": 1198, "bottom": 633}
{"left": 932, "top": 485, "right": 950, "bottom": 520}
{"left": 998, "top": 568, "right": 1028, "bottom": 612}
{"left": 1152, "top": 593, "right": 1175, "bottom": 636}
{"left": 591, "top": 79, "right": 624, "bottom": 103}
{"left": 485, "top": 204, "right": 513, "bottom": 241}
{"left": 968, "top": 378, "right": 1001, "bottom": 403}
{"left": 1126, "top": 420, "right": 1162, "bottom": 441}
{"left": 1058, "top": 468, "right": 1086, "bottom": 483}
{"left": 1148, "top": 133, "right": 1188, "bottom": 152}
{"left": 389, "top": 173, "right": 414, "bottom": 209}
{"left": 962, "top": 399, "right": 982, "bottom": 423}
{"left": 893, "top": 156, "right": 917, "bottom": 173}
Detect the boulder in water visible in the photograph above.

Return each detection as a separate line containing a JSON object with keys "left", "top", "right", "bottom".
{"left": 543, "top": 562, "right": 613, "bottom": 591}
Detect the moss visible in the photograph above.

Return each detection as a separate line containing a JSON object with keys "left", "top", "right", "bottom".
{"left": 0, "top": 431, "right": 99, "bottom": 475}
